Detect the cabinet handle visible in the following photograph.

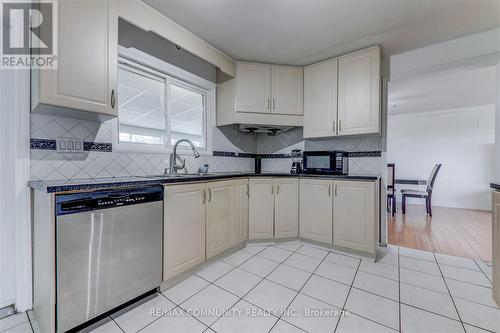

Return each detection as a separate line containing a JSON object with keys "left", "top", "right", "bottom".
{"left": 202, "top": 189, "right": 206, "bottom": 204}
{"left": 208, "top": 188, "right": 212, "bottom": 203}
{"left": 111, "top": 89, "right": 116, "bottom": 109}
{"left": 277, "top": 184, "right": 280, "bottom": 194}
{"left": 267, "top": 98, "right": 270, "bottom": 110}
{"left": 273, "top": 98, "right": 276, "bottom": 110}
{"left": 328, "top": 184, "right": 331, "bottom": 197}
{"left": 271, "top": 184, "right": 274, "bottom": 195}
{"left": 339, "top": 120, "right": 342, "bottom": 132}
{"left": 246, "top": 183, "right": 249, "bottom": 196}
{"left": 335, "top": 184, "right": 338, "bottom": 197}
{"left": 333, "top": 121, "right": 336, "bottom": 134}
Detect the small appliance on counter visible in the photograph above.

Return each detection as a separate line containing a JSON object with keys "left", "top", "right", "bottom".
{"left": 302, "top": 150, "right": 349, "bottom": 175}
{"left": 290, "top": 149, "right": 303, "bottom": 174}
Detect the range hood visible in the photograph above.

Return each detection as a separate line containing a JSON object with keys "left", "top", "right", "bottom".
{"left": 238, "top": 124, "right": 293, "bottom": 136}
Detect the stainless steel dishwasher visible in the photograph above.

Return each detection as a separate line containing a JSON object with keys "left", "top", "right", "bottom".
{"left": 55, "top": 186, "right": 163, "bottom": 332}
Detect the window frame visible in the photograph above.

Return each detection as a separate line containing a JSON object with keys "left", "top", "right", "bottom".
{"left": 112, "top": 46, "right": 215, "bottom": 155}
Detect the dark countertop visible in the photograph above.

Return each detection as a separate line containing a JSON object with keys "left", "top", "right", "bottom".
{"left": 491, "top": 183, "right": 500, "bottom": 191}
{"left": 29, "top": 172, "right": 380, "bottom": 194}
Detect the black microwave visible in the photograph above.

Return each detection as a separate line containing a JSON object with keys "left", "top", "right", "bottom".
{"left": 302, "top": 151, "right": 349, "bottom": 175}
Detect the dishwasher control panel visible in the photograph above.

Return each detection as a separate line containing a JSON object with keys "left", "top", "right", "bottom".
{"left": 56, "top": 186, "right": 164, "bottom": 216}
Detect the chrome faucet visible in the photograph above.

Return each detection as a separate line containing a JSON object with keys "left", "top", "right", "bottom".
{"left": 168, "top": 139, "right": 200, "bottom": 174}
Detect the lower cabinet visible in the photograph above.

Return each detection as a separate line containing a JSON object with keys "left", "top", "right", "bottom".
{"left": 333, "top": 181, "right": 376, "bottom": 253}
{"left": 164, "top": 180, "right": 247, "bottom": 281}
{"left": 164, "top": 183, "right": 206, "bottom": 281}
{"left": 275, "top": 179, "right": 299, "bottom": 239}
{"left": 299, "top": 178, "right": 378, "bottom": 255}
{"left": 249, "top": 179, "right": 275, "bottom": 240}
{"left": 299, "top": 179, "right": 333, "bottom": 244}
{"left": 235, "top": 179, "right": 249, "bottom": 244}
{"left": 249, "top": 178, "right": 299, "bottom": 240}
{"left": 206, "top": 180, "right": 236, "bottom": 258}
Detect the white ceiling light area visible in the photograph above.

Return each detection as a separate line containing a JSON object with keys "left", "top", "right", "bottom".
{"left": 388, "top": 65, "right": 496, "bottom": 116}
{"left": 142, "top": 0, "right": 500, "bottom": 66}
{"left": 118, "top": 67, "right": 204, "bottom": 137}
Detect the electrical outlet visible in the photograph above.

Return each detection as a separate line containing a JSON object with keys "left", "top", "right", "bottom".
{"left": 57, "top": 137, "right": 84, "bottom": 153}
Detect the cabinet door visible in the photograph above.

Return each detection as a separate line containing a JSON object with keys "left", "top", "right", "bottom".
{"left": 37, "top": 0, "right": 116, "bottom": 116}
{"left": 333, "top": 181, "right": 376, "bottom": 254}
{"left": 303, "top": 59, "right": 338, "bottom": 138}
{"left": 235, "top": 62, "right": 271, "bottom": 113}
{"left": 164, "top": 184, "right": 206, "bottom": 280}
{"left": 235, "top": 179, "right": 249, "bottom": 245}
{"left": 206, "top": 181, "right": 236, "bottom": 259}
{"left": 275, "top": 179, "right": 299, "bottom": 239}
{"left": 493, "top": 191, "right": 500, "bottom": 304}
{"left": 249, "top": 179, "right": 274, "bottom": 240}
{"left": 338, "top": 46, "right": 380, "bottom": 136}
{"left": 299, "top": 179, "right": 333, "bottom": 244}
{"left": 271, "top": 66, "right": 303, "bottom": 115}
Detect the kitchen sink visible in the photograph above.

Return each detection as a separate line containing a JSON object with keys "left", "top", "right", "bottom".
{"left": 140, "top": 173, "right": 217, "bottom": 179}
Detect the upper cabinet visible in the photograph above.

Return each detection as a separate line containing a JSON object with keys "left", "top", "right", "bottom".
{"left": 217, "top": 62, "right": 303, "bottom": 127}
{"left": 271, "top": 66, "right": 303, "bottom": 115}
{"left": 32, "top": 0, "right": 118, "bottom": 120}
{"left": 303, "top": 45, "right": 381, "bottom": 138}
{"left": 235, "top": 63, "right": 271, "bottom": 114}
{"left": 303, "top": 58, "right": 338, "bottom": 138}
{"left": 337, "top": 46, "right": 381, "bottom": 136}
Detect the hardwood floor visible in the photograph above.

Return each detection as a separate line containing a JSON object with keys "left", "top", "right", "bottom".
{"left": 388, "top": 204, "right": 492, "bottom": 262}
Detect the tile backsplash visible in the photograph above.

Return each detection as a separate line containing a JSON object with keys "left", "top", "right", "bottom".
{"left": 30, "top": 114, "right": 383, "bottom": 181}
{"left": 30, "top": 114, "right": 254, "bottom": 181}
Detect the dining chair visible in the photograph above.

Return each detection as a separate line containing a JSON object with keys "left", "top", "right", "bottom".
{"left": 401, "top": 164, "right": 442, "bottom": 217}
{"left": 387, "top": 163, "right": 396, "bottom": 216}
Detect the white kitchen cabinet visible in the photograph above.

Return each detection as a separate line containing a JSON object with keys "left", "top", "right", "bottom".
{"left": 303, "top": 58, "right": 338, "bottom": 138}
{"left": 299, "top": 179, "right": 333, "bottom": 244}
{"left": 236, "top": 62, "right": 271, "bottom": 114}
{"left": 249, "top": 179, "right": 275, "bottom": 240}
{"left": 164, "top": 183, "right": 206, "bottom": 280}
{"left": 235, "top": 179, "right": 249, "bottom": 244}
{"left": 217, "top": 62, "right": 303, "bottom": 127}
{"left": 32, "top": 0, "right": 117, "bottom": 119}
{"left": 206, "top": 181, "right": 236, "bottom": 259}
{"left": 333, "top": 181, "right": 376, "bottom": 254}
{"left": 275, "top": 179, "right": 299, "bottom": 239}
{"left": 338, "top": 46, "right": 380, "bottom": 135}
{"left": 493, "top": 190, "right": 500, "bottom": 304}
{"left": 271, "top": 66, "right": 303, "bottom": 115}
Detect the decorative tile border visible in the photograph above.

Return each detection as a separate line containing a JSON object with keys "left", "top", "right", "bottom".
{"left": 348, "top": 151, "right": 381, "bottom": 158}
{"left": 213, "top": 150, "right": 381, "bottom": 159}
{"left": 30, "top": 138, "right": 112, "bottom": 152}
{"left": 212, "top": 151, "right": 256, "bottom": 158}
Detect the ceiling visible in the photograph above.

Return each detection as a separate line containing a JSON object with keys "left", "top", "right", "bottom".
{"left": 143, "top": 0, "right": 500, "bottom": 66}
{"left": 388, "top": 65, "right": 496, "bottom": 115}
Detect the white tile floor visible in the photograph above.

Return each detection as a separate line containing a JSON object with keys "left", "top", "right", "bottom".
{"left": 2, "top": 242, "right": 498, "bottom": 333}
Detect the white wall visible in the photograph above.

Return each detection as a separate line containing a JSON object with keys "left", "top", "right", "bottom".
{"left": 387, "top": 105, "right": 495, "bottom": 211}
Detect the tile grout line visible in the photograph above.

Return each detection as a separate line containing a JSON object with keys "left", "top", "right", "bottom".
{"left": 474, "top": 259, "right": 493, "bottom": 284}
{"left": 110, "top": 316, "right": 125, "bottom": 333}
{"left": 432, "top": 252, "right": 467, "bottom": 333}
{"left": 398, "top": 246, "right": 402, "bottom": 333}
{"left": 206, "top": 243, "right": 306, "bottom": 332}
{"left": 333, "top": 257, "right": 362, "bottom": 333}
{"left": 267, "top": 246, "right": 331, "bottom": 333}
{"left": 141, "top": 246, "right": 271, "bottom": 332}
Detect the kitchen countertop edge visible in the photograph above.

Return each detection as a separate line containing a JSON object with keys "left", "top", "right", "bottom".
{"left": 29, "top": 173, "right": 380, "bottom": 194}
